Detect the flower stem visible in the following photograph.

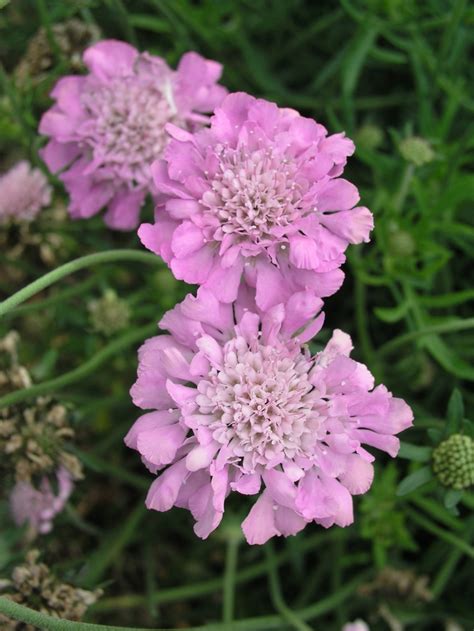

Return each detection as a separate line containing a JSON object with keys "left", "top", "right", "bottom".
{"left": 223, "top": 537, "right": 239, "bottom": 625}
{"left": 394, "top": 163, "right": 415, "bottom": 212}
{"left": 0, "top": 322, "right": 157, "bottom": 408}
{"left": 264, "top": 543, "right": 313, "bottom": 631}
{"left": 0, "top": 250, "right": 160, "bottom": 318}
{"left": 0, "top": 598, "right": 157, "bottom": 631}
{"left": 94, "top": 531, "right": 336, "bottom": 612}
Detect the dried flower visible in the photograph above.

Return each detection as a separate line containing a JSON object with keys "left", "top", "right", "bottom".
{"left": 0, "top": 204, "right": 69, "bottom": 291}
{"left": 126, "top": 288, "right": 412, "bottom": 544}
{"left": 139, "top": 92, "right": 373, "bottom": 309}
{"left": 0, "top": 550, "right": 101, "bottom": 629}
{"left": 15, "top": 19, "right": 101, "bottom": 85}
{"left": 359, "top": 567, "right": 432, "bottom": 604}
{"left": 0, "top": 161, "right": 51, "bottom": 224}
{"left": 39, "top": 40, "right": 227, "bottom": 230}
{"left": 0, "top": 332, "right": 82, "bottom": 535}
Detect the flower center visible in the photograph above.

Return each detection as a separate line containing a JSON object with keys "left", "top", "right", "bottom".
{"left": 197, "top": 337, "right": 321, "bottom": 471}
{"left": 80, "top": 77, "right": 181, "bottom": 186}
{"left": 202, "top": 145, "right": 308, "bottom": 244}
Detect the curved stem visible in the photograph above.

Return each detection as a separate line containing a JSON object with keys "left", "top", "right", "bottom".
{"left": 0, "top": 573, "right": 365, "bottom": 631}
{"left": 4, "top": 276, "right": 99, "bottom": 317}
{"left": 0, "top": 323, "right": 156, "bottom": 408}
{"left": 0, "top": 598, "right": 162, "bottom": 631}
{"left": 0, "top": 250, "right": 160, "bottom": 318}
{"left": 264, "top": 543, "right": 313, "bottom": 631}
{"left": 377, "top": 317, "right": 474, "bottom": 357}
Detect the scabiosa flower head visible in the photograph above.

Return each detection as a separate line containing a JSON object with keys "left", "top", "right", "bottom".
{"left": 10, "top": 467, "right": 74, "bottom": 535}
{"left": 342, "top": 621, "right": 370, "bottom": 631}
{"left": 0, "top": 161, "right": 51, "bottom": 224}
{"left": 125, "top": 288, "right": 412, "bottom": 544}
{"left": 139, "top": 92, "right": 373, "bottom": 309}
{"left": 39, "top": 40, "right": 227, "bottom": 230}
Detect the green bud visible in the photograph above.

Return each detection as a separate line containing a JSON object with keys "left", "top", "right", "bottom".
{"left": 388, "top": 229, "right": 416, "bottom": 258}
{"left": 88, "top": 290, "right": 130, "bottom": 336}
{"left": 399, "top": 136, "right": 434, "bottom": 167}
{"left": 355, "top": 124, "right": 384, "bottom": 151}
{"left": 432, "top": 434, "right": 474, "bottom": 490}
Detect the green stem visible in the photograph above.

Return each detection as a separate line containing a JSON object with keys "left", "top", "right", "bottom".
{"left": 0, "top": 598, "right": 164, "bottom": 631}
{"left": 264, "top": 544, "right": 313, "bottom": 631}
{"left": 93, "top": 531, "right": 336, "bottom": 612}
{"left": 4, "top": 276, "right": 99, "bottom": 317}
{"left": 354, "top": 272, "right": 375, "bottom": 366}
{"left": 0, "top": 250, "right": 160, "bottom": 318}
{"left": 0, "top": 323, "right": 156, "bottom": 408}
{"left": 377, "top": 317, "right": 474, "bottom": 357}
{"left": 222, "top": 537, "right": 240, "bottom": 626}
{"left": 35, "top": 0, "right": 63, "bottom": 62}
{"left": 0, "top": 575, "right": 366, "bottom": 631}
{"left": 81, "top": 504, "right": 148, "bottom": 588}
{"left": 405, "top": 507, "right": 474, "bottom": 558}
{"left": 394, "top": 163, "right": 415, "bottom": 212}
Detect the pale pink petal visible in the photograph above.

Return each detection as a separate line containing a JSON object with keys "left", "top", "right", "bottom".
{"left": 241, "top": 492, "right": 279, "bottom": 545}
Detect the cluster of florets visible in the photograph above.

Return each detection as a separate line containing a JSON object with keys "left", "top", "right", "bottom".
{"left": 139, "top": 92, "right": 373, "bottom": 309}
{"left": 126, "top": 288, "right": 412, "bottom": 544}
{"left": 39, "top": 40, "right": 227, "bottom": 229}
{"left": 432, "top": 434, "right": 474, "bottom": 490}
{"left": 0, "top": 161, "right": 51, "bottom": 224}
{"left": 0, "top": 332, "right": 81, "bottom": 535}
{"left": 36, "top": 38, "right": 413, "bottom": 544}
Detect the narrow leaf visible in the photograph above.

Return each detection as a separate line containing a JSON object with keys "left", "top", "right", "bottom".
{"left": 397, "top": 466, "right": 433, "bottom": 496}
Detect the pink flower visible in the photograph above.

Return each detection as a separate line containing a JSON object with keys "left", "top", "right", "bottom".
{"left": 0, "top": 161, "right": 51, "bottom": 224}
{"left": 9, "top": 467, "right": 74, "bottom": 535}
{"left": 125, "top": 288, "right": 412, "bottom": 544}
{"left": 39, "top": 40, "right": 227, "bottom": 230}
{"left": 342, "top": 621, "right": 370, "bottom": 631}
{"left": 139, "top": 92, "right": 373, "bottom": 309}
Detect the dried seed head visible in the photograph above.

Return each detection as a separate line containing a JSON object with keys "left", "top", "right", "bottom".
{"left": 0, "top": 550, "right": 101, "bottom": 629}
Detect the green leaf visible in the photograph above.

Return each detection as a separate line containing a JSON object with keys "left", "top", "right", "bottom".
{"left": 342, "top": 24, "right": 379, "bottom": 97}
{"left": 374, "top": 302, "right": 409, "bottom": 323}
{"left": 422, "top": 335, "right": 474, "bottom": 381}
{"left": 129, "top": 14, "right": 170, "bottom": 33}
{"left": 428, "top": 428, "right": 443, "bottom": 443}
{"left": 397, "top": 466, "right": 433, "bottom": 496}
{"left": 444, "top": 489, "right": 463, "bottom": 510}
{"left": 398, "top": 442, "right": 432, "bottom": 462}
{"left": 419, "top": 289, "right": 474, "bottom": 308}
{"left": 446, "top": 388, "right": 464, "bottom": 435}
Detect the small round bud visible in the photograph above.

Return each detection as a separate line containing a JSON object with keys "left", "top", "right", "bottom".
{"left": 355, "top": 124, "right": 384, "bottom": 151}
{"left": 88, "top": 290, "right": 130, "bottom": 336}
{"left": 432, "top": 434, "right": 474, "bottom": 490}
{"left": 399, "top": 136, "right": 434, "bottom": 167}
{"left": 388, "top": 229, "right": 416, "bottom": 258}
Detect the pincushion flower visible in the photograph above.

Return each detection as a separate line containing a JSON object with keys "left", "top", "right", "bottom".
{"left": 0, "top": 161, "right": 51, "bottom": 224}
{"left": 125, "top": 288, "right": 412, "bottom": 544}
{"left": 39, "top": 40, "right": 227, "bottom": 230}
{"left": 10, "top": 467, "right": 74, "bottom": 534}
{"left": 139, "top": 92, "right": 373, "bottom": 309}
